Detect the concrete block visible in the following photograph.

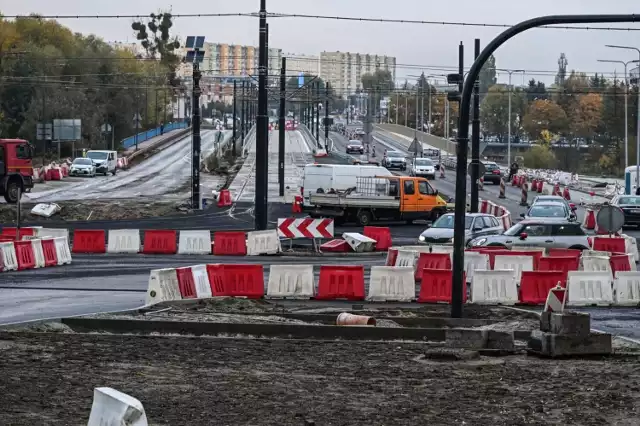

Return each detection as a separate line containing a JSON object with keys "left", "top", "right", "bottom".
{"left": 528, "top": 330, "right": 612, "bottom": 358}
{"left": 445, "top": 328, "right": 488, "bottom": 349}
{"left": 486, "top": 330, "right": 515, "bottom": 351}
{"left": 540, "top": 312, "right": 552, "bottom": 332}
{"left": 550, "top": 312, "right": 590, "bottom": 338}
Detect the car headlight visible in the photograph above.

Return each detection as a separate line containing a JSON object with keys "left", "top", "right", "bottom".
{"left": 418, "top": 235, "right": 426, "bottom": 242}
{"left": 473, "top": 238, "right": 487, "bottom": 246}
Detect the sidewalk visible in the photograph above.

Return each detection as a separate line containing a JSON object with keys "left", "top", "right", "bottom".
{"left": 122, "top": 129, "right": 189, "bottom": 156}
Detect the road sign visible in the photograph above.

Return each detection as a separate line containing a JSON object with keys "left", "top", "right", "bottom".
{"left": 36, "top": 123, "right": 52, "bottom": 140}
{"left": 277, "top": 218, "right": 334, "bottom": 239}
{"left": 467, "top": 161, "right": 486, "bottom": 177}
{"left": 53, "top": 119, "right": 81, "bottom": 141}
{"left": 596, "top": 205, "right": 625, "bottom": 234}
{"left": 408, "top": 137, "right": 423, "bottom": 156}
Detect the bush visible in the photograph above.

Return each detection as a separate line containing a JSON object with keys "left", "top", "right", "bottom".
{"left": 523, "top": 145, "right": 556, "bottom": 169}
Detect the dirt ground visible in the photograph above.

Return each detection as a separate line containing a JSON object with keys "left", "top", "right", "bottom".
{"left": 0, "top": 199, "right": 197, "bottom": 223}
{"left": 0, "top": 331, "right": 638, "bottom": 426}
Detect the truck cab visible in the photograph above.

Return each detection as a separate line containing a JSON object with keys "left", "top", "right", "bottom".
{"left": 0, "top": 139, "right": 35, "bottom": 203}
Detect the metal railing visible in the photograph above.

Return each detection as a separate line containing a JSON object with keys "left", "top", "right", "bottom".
{"left": 121, "top": 122, "right": 188, "bottom": 149}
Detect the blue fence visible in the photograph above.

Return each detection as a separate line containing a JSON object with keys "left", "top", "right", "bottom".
{"left": 121, "top": 122, "right": 188, "bottom": 149}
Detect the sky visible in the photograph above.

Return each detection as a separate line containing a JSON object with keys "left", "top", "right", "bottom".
{"left": 3, "top": 0, "right": 640, "bottom": 86}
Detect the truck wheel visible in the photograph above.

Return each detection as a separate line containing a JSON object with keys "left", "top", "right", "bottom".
{"left": 4, "top": 179, "right": 22, "bottom": 204}
{"left": 112, "top": 169, "right": 117, "bottom": 176}
{"left": 357, "top": 210, "right": 372, "bottom": 226}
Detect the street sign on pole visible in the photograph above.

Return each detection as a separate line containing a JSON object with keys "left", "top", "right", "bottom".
{"left": 52, "top": 119, "right": 81, "bottom": 141}
{"left": 596, "top": 205, "right": 625, "bottom": 234}
{"left": 36, "top": 123, "right": 52, "bottom": 140}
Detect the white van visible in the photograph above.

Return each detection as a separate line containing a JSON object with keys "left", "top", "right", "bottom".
{"left": 86, "top": 150, "right": 117, "bottom": 176}
{"left": 301, "top": 164, "right": 393, "bottom": 205}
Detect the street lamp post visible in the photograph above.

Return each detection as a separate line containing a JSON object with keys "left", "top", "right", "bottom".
{"left": 606, "top": 45, "right": 640, "bottom": 191}
{"left": 599, "top": 56, "right": 640, "bottom": 170}
{"left": 498, "top": 69, "right": 524, "bottom": 166}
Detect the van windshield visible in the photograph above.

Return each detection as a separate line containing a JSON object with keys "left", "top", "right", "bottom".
{"left": 87, "top": 152, "right": 108, "bottom": 160}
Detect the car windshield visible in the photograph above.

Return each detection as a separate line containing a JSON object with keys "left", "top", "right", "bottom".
{"left": 528, "top": 204, "right": 566, "bottom": 217}
{"left": 87, "top": 152, "right": 108, "bottom": 160}
{"left": 484, "top": 163, "right": 498, "bottom": 170}
{"left": 415, "top": 159, "right": 433, "bottom": 166}
{"left": 73, "top": 158, "right": 93, "bottom": 165}
{"left": 388, "top": 153, "right": 404, "bottom": 158}
{"left": 432, "top": 214, "right": 472, "bottom": 229}
{"left": 618, "top": 196, "right": 640, "bottom": 205}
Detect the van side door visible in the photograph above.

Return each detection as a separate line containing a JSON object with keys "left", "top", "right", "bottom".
{"left": 417, "top": 179, "right": 438, "bottom": 213}
{"left": 401, "top": 178, "right": 419, "bottom": 212}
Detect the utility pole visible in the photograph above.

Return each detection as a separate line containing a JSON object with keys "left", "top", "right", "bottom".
{"left": 324, "top": 81, "right": 330, "bottom": 150}
{"left": 310, "top": 84, "right": 315, "bottom": 138}
{"left": 428, "top": 81, "right": 432, "bottom": 134}
{"left": 240, "top": 80, "right": 246, "bottom": 143}
{"left": 395, "top": 91, "right": 399, "bottom": 124}
{"left": 278, "top": 57, "right": 286, "bottom": 197}
{"left": 470, "top": 38, "right": 481, "bottom": 214}
{"left": 404, "top": 94, "right": 408, "bottom": 127}
{"left": 255, "top": 0, "right": 268, "bottom": 230}
{"left": 315, "top": 81, "right": 320, "bottom": 142}
{"left": 232, "top": 80, "right": 237, "bottom": 156}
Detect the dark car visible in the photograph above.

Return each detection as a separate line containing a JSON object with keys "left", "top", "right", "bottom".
{"left": 346, "top": 140, "right": 364, "bottom": 154}
{"left": 482, "top": 161, "right": 503, "bottom": 184}
{"left": 383, "top": 151, "right": 407, "bottom": 171}
{"left": 419, "top": 213, "right": 504, "bottom": 245}
{"left": 611, "top": 195, "right": 640, "bottom": 227}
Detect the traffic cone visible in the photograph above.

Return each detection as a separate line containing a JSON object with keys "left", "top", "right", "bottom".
{"left": 499, "top": 178, "right": 506, "bottom": 199}
{"left": 562, "top": 186, "right": 571, "bottom": 201}
{"left": 440, "top": 165, "right": 445, "bottom": 179}
{"left": 537, "top": 180, "right": 544, "bottom": 193}
{"left": 582, "top": 209, "right": 596, "bottom": 230}
{"left": 553, "top": 183, "right": 560, "bottom": 196}
{"left": 511, "top": 175, "right": 517, "bottom": 186}
{"left": 478, "top": 177, "right": 484, "bottom": 191}
{"left": 531, "top": 179, "right": 538, "bottom": 192}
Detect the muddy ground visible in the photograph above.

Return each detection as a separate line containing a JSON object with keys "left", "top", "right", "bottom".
{"left": 0, "top": 331, "right": 638, "bottom": 426}
{"left": 0, "top": 199, "right": 198, "bottom": 223}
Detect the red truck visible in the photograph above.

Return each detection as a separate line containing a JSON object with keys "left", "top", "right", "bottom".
{"left": 0, "top": 139, "right": 35, "bottom": 203}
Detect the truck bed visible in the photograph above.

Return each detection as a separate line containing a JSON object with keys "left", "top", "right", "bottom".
{"left": 309, "top": 193, "right": 400, "bottom": 209}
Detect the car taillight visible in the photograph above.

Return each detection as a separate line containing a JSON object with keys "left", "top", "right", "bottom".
{"left": 492, "top": 170, "right": 501, "bottom": 174}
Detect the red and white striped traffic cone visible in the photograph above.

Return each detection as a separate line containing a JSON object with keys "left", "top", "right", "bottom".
{"left": 439, "top": 164, "right": 445, "bottom": 179}
{"left": 520, "top": 182, "right": 529, "bottom": 206}
{"left": 498, "top": 178, "right": 506, "bottom": 199}
{"left": 478, "top": 177, "right": 484, "bottom": 191}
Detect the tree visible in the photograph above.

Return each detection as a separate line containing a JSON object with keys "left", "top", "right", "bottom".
{"left": 479, "top": 54, "right": 497, "bottom": 101}
{"left": 361, "top": 69, "right": 394, "bottom": 95}
{"left": 522, "top": 99, "right": 568, "bottom": 140}
{"left": 568, "top": 93, "right": 602, "bottom": 140}
{"left": 480, "top": 85, "right": 526, "bottom": 141}
{"left": 131, "top": 11, "right": 181, "bottom": 86}
{"left": 523, "top": 145, "right": 556, "bottom": 169}
{"left": 525, "top": 79, "right": 548, "bottom": 103}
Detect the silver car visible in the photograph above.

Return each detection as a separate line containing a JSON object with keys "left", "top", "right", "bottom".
{"left": 531, "top": 195, "right": 577, "bottom": 214}
{"left": 69, "top": 158, "right": 96, "bottom": 177}
{"left": 520, "top": 201, "right": 575, "bottom": 221}
{"left": 468, "top": 219, "right": 590, "bottom": 250}
{"left": 419, "top": 213, "right": 504, "bottom": 245}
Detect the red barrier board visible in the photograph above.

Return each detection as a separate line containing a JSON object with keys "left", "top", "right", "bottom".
{"left": 363, "top": 226, "right": 392, "bottom": 251}
{"left": 41, "top": 238, "right": 58, "bottom": 267}
{"left": 385, "top": 249, "right": 398, "bottom": 266}
{"left": 519, "top": 271, "right": 566, "bottom": 305}
{"left": 415, "top": 253, "right": 451, "bottom": 279}
{"left": 206, "top": 264, "right": 226, "bottom": 295}
{"left": 14, "top": 241, "right": 35, "bottom": 270}
{"left": 547, "top": 248, "right": 582, "bottom": 258}
{"left": 320, "top": 239, "right": 351, "bottom": 253}
{"left": 610, "top": 254, "right": 632, "bottom": 274}
{"left": 175, "top": 267, "right": 197, "bottom": 299}
{"left": 418, "top": 269, "right": 466, "bottom": 304}
{"left": 538, "top": 256, "right": 579, "bottom": 280}
{"left": 1, "top": 227, "right": 37, "bottom": 238}
{"left": 222, "top": 264, "right": 265, "bottom": 298}
{"left": 213, "top": 231, "right": 247, "bottom": 256}
{"left": 593, "top": 237, "right": 626, "bottom": 254}
{"left": 316, "top": 265, "right": 365, "bottom": 300}
{"left": 142, "top": 230, "right": 177, "bottom": 254}
{"left": 72, "top": 230, "right": 106, "bottom": 253}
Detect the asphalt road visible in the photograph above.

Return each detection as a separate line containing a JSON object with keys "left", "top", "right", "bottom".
{"left": 25, "top": 130, "right": 225, "bottom": 202}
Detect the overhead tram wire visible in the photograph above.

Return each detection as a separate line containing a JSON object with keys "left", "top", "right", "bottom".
{"left": 2, "top": 11, "right": 640, "bottom": 31}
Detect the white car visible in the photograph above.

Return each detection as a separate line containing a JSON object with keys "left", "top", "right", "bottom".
{"left": 69, "top": 158, "right": 96, "bottom": 177}
{"left": 411, "top": 158, "right": 436, "bottom": 179}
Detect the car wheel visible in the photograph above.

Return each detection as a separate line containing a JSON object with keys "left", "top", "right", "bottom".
{"left": 357, "top": 210, "right": 372, "bottom": 226}
{"left": 569, "top": 245, "right": 589, "bottom": 251}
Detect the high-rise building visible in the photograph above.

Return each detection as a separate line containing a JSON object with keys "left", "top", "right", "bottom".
{"left": 319, "top": 51, "right": 396, "bottom": 98}
{"left": 285, "top": 54, "right": 321, "bottom": 77}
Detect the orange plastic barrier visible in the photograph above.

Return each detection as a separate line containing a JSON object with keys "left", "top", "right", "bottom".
{"left": 415, "top": 252, "right": 451, "bottom": 280}
{"left": 418, "top": 269, "right": 466, "bottom": 304}
{"left": 593, "top": 237, "right": 626, "bottom": 254}
{"left": 72, "top": 230, "right": 106, "bottom": 253}
{"left": 221, "top": 264, "right": 265, "bottom": 298}
{"left": 537, "top": 256, "right": 579, "bottom": 281}
{"left": 14, "top": 241, "right": 36, "bottom": 270}
{"left": 363, "top": 226, "right": 393, "bottom": 251}
{"left": 175, "top": 267, "right": 198, "bottom": 298}
{"left": 385, "top": 248, "right": 399, "bottom": 266}
{"left": 610, "top": 254, "right": 632, "bottom": 274}
{"left": 41, "top": 238, "right": 59, "bottom": 267}
{"left": 213, "top": 231, "right": 247, "bottom": 256}
{"left": 547, "top": 248, "right": 582, "bottom": 258}
{"left": 519, "top": 271, "right": 566, "bottom": 305}
{"left": 142, "top": 230, "right": 177, "bottom": 254}
{"left": 316, "top": 265, "right": 365, "bottom": 300}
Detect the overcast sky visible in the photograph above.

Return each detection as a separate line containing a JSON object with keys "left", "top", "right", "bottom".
{"left": 3, "top": 0, "right": 640, "bottom": 85}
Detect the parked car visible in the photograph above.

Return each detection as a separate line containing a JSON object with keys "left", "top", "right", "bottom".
{"left": 383, "top": 151, "right": 407, "bottom": 170}
{"left": 69, "top": 158, "right": 96, "bottom": 177}
{"left": 419, "top": 213, "right": 503, "bottom": 245}
{"left": 346, "top": 140, "right": 364, "bottom": 154}
{"left": 482, "top": 161, "right": 503, "bottom": 184}
{"left": 520, "top": 202, "right": 574, "bottom": 221}
{"left": 468, "top": 219, "right": 590, "bottom": 250}
{"left": 411, "top": 158, "right": 436, "bottom": 179}
{"left": 611, "top": 195, "right": 640, "bottom": 227}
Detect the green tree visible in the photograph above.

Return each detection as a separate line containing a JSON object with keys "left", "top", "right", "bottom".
{"left": 522, "top": 99, "right": 569, "bottom": 140}
{"left": 525, "top": 79, "right": 548, "bottom": 102}
{"left": 131, "top": 11, "right": 181, "bottom": 86}
{"left": 480, "top": 85, "right": 526, "bottom": 141}
{"left": 479, "top": 54, "right": 497, "bottom": 102}
{"left": 523, "top": 145, "right": 557, "bottom": 169}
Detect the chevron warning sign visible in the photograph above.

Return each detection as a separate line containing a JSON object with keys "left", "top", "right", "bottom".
{"left": 544, "top": 283, "right": 567, "bottom": 313}
{"left": 277, "top": 218, "right": 334, "bottom": 239}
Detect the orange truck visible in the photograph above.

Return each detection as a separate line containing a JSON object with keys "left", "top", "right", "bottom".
{"left": 306, "top": 175, "right": 448, "bottom": 226}
{"left": 0, "top": 139, "right": 35, "bottom": 203}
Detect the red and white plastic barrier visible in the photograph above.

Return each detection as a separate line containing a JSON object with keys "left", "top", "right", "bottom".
{"left": 0, "top": 236, "right": 72, "bottom": 272}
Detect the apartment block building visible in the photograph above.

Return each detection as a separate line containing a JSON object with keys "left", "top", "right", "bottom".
{"left": 284, "top": 53, "right": 321, "bottom": 77}
{"left": 319, "top": 51, "right": 396, "bottom": 97}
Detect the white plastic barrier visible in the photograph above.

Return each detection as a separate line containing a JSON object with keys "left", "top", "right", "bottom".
{"left": 190, "top": 264, "right": 212, "bottom": 299}
{"left": 493, "top": 255, "right": 533, "bottom": 286}
{"left": 431, "top": 245, "right": 454, "bottom": 255}
{"left": 87, "top": 387, "right": 148, "bottom": 426}
{"left": 367, "top": 266, "right": 415, "bottom": 302}
{"left": 464, "top": 252, "right": 490, "bottom": 283}
{"left": 146, "top": 268, "right": 182, "bottom": 306}
{"left": 582, "top": 255, "right": 612, "bottom": 274}
{"left": 0, "top": 242, "right": 18, "bottom": 271}
{"left": 566, "top": 271, "right": 613, "bottom": 306}
{"left": 342, "top": 232, "right": 377, "bottom": 253}
{"left": 107, "top": 229, "right": 141, "bottom": 254}
{"left": 470, "top": 270, "right": 519, "bottom": 305}
{"left": 613, "top": 271, "right": 640, "bottom": 306}
{"left": 623, "top": 234, "right": 640, "bottom": 262}
{"left": 266, "top": 264, "right": 315, "bottom": 299}
{"left": 178, "top": 230, "right": 212, "bottom": 255}
{"left": 247, "top": 230, "right": 281, "bottom": 256}
{"left": 31, "top": 239, "right": 46, "bottom": 268}
{"left": 34, "top": 227, "right": 69, "bottom": 240}
{"left": 395, "top": 249, "right": 418, "bottom": 269}
{"left": 54, "top": 237, "right": 72, "bottom": 265}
